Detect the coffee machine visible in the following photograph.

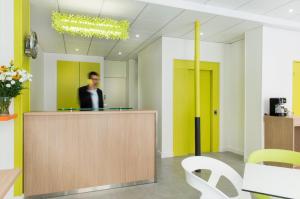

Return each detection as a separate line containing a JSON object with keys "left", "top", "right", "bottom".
{"left": 270, "top": 98, "right": 288, "bottom": 116}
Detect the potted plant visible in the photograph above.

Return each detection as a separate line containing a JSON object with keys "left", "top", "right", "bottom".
{"left": 0, "top": 61, "right": 32, "bottom": 115}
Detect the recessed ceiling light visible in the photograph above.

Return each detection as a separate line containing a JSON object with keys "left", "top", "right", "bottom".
{"left": 118, "top": 51, "right": 122, "bottom": 55}
{"left": 135, "top": 34, "right": 140, "bottom": 38}
{"left": 75, "top": 48, "right": 79, "bottom": 52}
{"left": 289, "top": 8, "right": 294, "bottom": 13}
{"left": 200, "top": 32, "right": 204, "bottom": 36}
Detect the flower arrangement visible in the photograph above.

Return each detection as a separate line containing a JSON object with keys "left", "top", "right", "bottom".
{"left": 0, "top": 61, "right": 32, "bottom": 97}
{"left": 0, "top": 61, "right": 32, "bottom": 115}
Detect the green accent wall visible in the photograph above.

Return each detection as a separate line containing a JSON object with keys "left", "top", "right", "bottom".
{"left": 293, "top": 61, "right": 300, "bottom": 116}
{"left": 14, "top": 0, "right": 30, "bottom": 195}
{"left": 79, "top": 62, "right": 101, "bottom": 87}
{"left": 57, "top": 61, "right": 100, "bottom": 109}
{"left": 57, "top": 61, "right": 80, "bottom": 109}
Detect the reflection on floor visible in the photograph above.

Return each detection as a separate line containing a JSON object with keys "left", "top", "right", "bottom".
{"left": 53, "top": 152, "right": 245, "bottom": 199}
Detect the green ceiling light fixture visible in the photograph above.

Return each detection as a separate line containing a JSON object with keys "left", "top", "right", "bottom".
{"left": 51, "top": 11, "right": 129, "bottom": 40}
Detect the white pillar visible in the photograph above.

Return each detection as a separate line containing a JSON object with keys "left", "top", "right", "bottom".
{"left": 244, "top": 27, "right": 264, "bottom": 160}
{"left": 0, "top": 0, "right": 15, "bottom": 198}
{"left": 128, "top": 59, "right": 138, "bottom": 109}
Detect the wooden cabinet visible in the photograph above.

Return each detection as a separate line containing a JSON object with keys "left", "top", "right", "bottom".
{"left": 264, "top": 116, "right": 300, "bottom": 152}
{"left": 57, "top": 61, "right": 100, "bottom": 109}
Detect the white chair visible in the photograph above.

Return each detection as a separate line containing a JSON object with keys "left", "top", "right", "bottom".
{"left": 182, "top": 156, "right": 251, "bottom": 199}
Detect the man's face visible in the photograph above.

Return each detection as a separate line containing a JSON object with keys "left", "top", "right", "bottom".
{"left": 90, "top": 75, "right": 99, "bottom": 87}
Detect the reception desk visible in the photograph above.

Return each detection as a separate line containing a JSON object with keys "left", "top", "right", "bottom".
{"left": 24, "top": 110, "right": 156, "bottom": 197}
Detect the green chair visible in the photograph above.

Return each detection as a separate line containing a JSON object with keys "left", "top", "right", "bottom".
{"left": 248, "top": 149, "right": 300, "bottom": 199}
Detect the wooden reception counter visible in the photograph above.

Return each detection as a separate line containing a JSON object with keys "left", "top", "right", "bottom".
{"left": 24, "top": 110, "right": 156, "bottom": 197}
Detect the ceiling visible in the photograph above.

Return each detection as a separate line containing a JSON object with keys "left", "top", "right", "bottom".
{"left": 31, "top": 0, "right": 300, "bottom": 61}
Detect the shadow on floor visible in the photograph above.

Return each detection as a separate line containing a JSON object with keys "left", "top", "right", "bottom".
{"left": 53, "top": 152, "right": 245, "bottom": 199}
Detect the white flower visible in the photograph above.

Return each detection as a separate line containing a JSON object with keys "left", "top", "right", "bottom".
{"left": 6, "top": 76, "right": 12, "bottom": 81}
{"left": 19, "top": 78, "right": 24, "bottom": 83}
{"left": 11, "top": 80, "right": 15, "bottom": 85}
{"left": 6, "top": 84, "right": 11, "bottom": 88}
{"left": 0, "top": 74, "right": 5, "bottom": 81}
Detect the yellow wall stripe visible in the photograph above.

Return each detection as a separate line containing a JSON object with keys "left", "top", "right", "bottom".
{"left": 14, "top": 0, "right": 30, "bottom": 195}
{"left": 293, "top": 61, "right": 300, "bottom": 116}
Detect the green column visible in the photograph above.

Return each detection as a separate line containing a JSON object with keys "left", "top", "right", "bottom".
{"left": 194, "top": 20, "right": 201, "bottom": 156}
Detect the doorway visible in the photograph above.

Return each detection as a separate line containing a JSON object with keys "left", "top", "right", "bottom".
{"left": 173, "top": 59, "right": 220, "bottom": 156}
{"left": 293, "top": 61, "right": 300, "bottom": 115}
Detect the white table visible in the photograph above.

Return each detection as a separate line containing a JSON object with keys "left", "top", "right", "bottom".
{"left": 242, "top": 163, "right": 300, "bottom": 199}
{"left": 0, "top": 169, "right": 21, "bottom": 199}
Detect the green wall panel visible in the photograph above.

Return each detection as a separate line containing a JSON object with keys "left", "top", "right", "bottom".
{"left": 57, "top": 61, "right": 80, "bottom": 109}
{"left": 79, "top": 62, "right": 100, "bottom": 87}
{"left": 57, "top": 61, "right": 101, "bottom": 109}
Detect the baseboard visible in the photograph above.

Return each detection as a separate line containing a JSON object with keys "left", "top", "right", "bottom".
{"left": 160, "top": 148, "right": 244, "bottom": 158}
{"left": 223, "top": 147, "right": 244, "bottom": 156}
{"left": 161, "top": 151, "right": 173, "bottom": 158}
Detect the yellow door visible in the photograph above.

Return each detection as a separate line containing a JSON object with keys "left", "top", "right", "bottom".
{"left": 293, "top": 61, "right": 300, "bottom": 115}
{"left": 173, "top": 60, "right": 219, "bottom": 156}
{"left": 79, "top": 62, "right": 101, "bottom": 87}
{"left": 57, "top": 61, "right": 80, "bottom": 109}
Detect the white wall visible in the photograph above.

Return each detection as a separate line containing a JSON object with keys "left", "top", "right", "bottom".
{"left": 0, "top": 1, "right": 14, "bottom": 67}
{"left": 244, "top": 27, "right": 263, "bottom": 159}
{"left": 244, "top": 26, "right": 300, "bottom": 159}
{"left": 104, "top": 60, "right": 127, "bottom": 107}
{"left": 128, "top": 59, "right": 138, "bottom": 109}
{"left": 223, "top": 40, "right": 245, "bottom": 155}
{"left": 43, "top": 53, "right": 104, "bottom": 111}
{"left": 0, "top": 0, "right": 15, "bottom": 198}
{"left": 262, "top": 26, "right": 300, "bottom": 114}
{"left": 161, "top": 37, "right": 226, "bottom": 157}
{"left": 138, "top": 38, "right": 162, "bottom": 152}
{"left": 30, "top": 49, "right": 44, "bottom": 111}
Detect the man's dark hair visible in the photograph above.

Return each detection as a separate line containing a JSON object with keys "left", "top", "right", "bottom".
{"left": 88, "top": 71, "right": 99, "bottom": 79}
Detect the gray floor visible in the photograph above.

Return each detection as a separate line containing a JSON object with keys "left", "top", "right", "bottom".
{"left": 53, "top": 152, "right": 245, "bottom": 199}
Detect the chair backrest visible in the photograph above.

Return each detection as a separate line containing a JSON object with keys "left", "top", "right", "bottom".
{"left": 248, "top": 149, "right": 300, "bottom": 199}
{"left": 248, "top": 149, "right": 300, "bottom": 165}
{"left": 182, "top": 156, "right": 251, "bottom": 199}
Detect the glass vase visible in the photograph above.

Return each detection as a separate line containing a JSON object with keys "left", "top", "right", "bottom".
{"left": 0, "top": 97, "right": 12, "bottom": 115}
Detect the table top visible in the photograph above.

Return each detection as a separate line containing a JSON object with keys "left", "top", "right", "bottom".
{"left": 242, "top": 163, "right": 300, "bottom": 199}
{"left": 0, "top": 169, "right": 21, "bottom": 199}
{"left": 24, "top": 110, "right": 157, "bottom": 116}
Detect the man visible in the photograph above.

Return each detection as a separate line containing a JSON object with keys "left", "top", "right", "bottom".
{"left": 78, "top": 71, "right": 104, "bottom": 110}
